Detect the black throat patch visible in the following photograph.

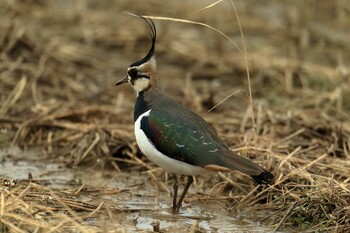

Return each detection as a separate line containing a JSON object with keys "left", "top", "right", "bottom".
{"left": 134, "top": 91, "right": 151, "bottom": 122}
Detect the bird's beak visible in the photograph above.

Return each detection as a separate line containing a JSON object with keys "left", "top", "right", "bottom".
{"left": 115, "top": 76, "right": 129, "bottom": 86}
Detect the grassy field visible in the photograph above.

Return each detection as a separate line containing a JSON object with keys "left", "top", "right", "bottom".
{"left": 0, "top": 0, "right": 349, "bottom": 232}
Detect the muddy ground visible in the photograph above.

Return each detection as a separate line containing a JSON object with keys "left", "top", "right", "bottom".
{"left": 0, "top": 0, "right": 349, "bottom": 232}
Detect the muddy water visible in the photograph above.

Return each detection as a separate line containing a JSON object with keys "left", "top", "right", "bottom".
{"left": 0, "top": 147, "right": 278, "bottom": 232}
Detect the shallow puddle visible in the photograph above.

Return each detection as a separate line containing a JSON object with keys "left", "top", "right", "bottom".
{"left": 0, "top": 147, "right": 280, "bottom": 232}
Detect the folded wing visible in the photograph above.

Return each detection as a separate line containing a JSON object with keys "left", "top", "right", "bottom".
{"left": 140, "top": 102, "right": 273, "bottom": 184}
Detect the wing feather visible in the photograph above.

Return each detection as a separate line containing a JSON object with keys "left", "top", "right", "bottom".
{"left": 140, "top": 106, "right": 226, "bottom": 166}
{"left": 139, "top": 97, "right": 273, "bottom": 184}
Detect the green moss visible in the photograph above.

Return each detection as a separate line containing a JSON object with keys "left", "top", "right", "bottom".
{"left": 307, "top": 77, "right": 340, "bottom": 91}
{"left": 288, "top": 205, "right": 312, "bottom": 228}
{"left": 342, "top": 88, "right": 350, "bottom": 110}
{"left": 0, "top": 129, "right": 10, "bottom": 149}
{"left": 0, "top": 223, "right": 9, "bottom": 233}
{"left": 287, "top": 201, "right": 336, "bottom": 230}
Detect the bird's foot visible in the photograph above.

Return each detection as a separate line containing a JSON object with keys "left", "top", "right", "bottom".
{"left": 171, "top": 204, "right": 181, "bottom": 215}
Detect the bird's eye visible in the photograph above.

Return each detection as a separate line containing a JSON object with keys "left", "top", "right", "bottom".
{"left": 128, "top": 68, "right": 138, "bottom": 78}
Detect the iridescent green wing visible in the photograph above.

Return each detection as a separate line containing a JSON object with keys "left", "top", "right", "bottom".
{"left": 140, "top": 106, "right": 227, "bottom": 166}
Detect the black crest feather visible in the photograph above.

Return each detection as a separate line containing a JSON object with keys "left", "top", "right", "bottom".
{"left": 130, "top": 15, "right": 156, "bottom": 67}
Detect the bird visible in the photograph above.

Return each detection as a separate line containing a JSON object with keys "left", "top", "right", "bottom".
{"left": 116, "top": 15, "right": 274, "bottom": 214}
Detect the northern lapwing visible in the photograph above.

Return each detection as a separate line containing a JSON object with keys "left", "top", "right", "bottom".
{"left": 116, "top": 16, "right": 274, "bottom": 214}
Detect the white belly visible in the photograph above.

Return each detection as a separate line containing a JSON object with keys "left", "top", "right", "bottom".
{"left": 134, "top": 110, "right": 207, "bottom": 176}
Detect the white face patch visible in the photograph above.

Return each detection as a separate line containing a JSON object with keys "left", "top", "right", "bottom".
{"left": 132, "top": 77, "right": 150, "bottom": 93}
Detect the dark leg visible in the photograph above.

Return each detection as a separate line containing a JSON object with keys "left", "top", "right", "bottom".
{"left": 174, "top": 176, "right": 194, "bottom": 214}
{"left": 170, "top": 173, "right": 178, "bottom": 214}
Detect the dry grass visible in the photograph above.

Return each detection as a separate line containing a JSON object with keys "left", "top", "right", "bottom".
{"left": 1, "top": 181, "right": 102, "bottom": 232}
{"left": 1, "top": 0, "right": 350, "bottom": 232}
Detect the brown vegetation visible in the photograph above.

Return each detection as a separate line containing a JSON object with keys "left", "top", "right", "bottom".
{"left": 0, "top": 0, "right": 349, "bottom": 232}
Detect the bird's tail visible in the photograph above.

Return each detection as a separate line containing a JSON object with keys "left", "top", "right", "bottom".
{"left": 250, "top": 170, "right": 274, "bottom": 185}
{"left": 222, "top": 150, "right": 274, "bottom": 185}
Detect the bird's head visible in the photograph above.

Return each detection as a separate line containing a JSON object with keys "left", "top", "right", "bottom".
{"left": 116, "top": 15, "right": 158, "bottom": 94}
